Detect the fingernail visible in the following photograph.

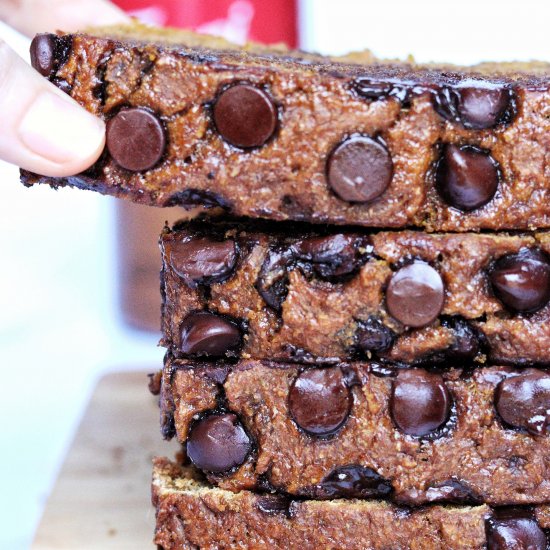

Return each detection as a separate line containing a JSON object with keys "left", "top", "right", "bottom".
{"left": 18, "top": 91, "right": 105, "bottom": 164}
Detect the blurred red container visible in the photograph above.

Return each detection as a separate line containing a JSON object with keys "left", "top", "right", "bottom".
{"left": 113, "top": 0, "right": 298, "bottom": 46}
{"left": 111, "top": 0, "right": 299, "bottom": 332}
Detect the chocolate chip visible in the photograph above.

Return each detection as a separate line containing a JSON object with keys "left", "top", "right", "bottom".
{"left": 256, "top": 247, "right": 293, "bottom": 310}
{"left": 391, "top": 369, "right": 451, "bottom": 436}
{"left": 457, "top": 84, "right": 512, "bottom": 130}
{"left": 433, "top": 83, "right": 513, "bottom": 130}
{"left": 30, "top": 33, "right": 56, "bottom": 77}
{"left": 256, "top": 495, "right": 292, "bottom": 515}
{"left": 179, "top": 312, "right": 242, "bottom": 357}
{"left": 386, "top": 261, "right": 445, "bottom": 328}
{"left": 309, "top": 465, "right": 393, "bottom": 499}
{"left": 495, "top": 371, "right": 550, "bottom": 436}
{"left": 163, "top": 189, "right": 232, "bottom": 210}
{"left": 424, "top": 479, "right": 481, "bottom": 504}
{"left": 326, "top": 136, "right": 393, "bottom": 203}
{"left": 489, "top": 248, "right": 550, "bottom": 313}
{"left": 106, "top": 108, "right": 166, "bottom": 171}
{"left": 200, "top": 366, "right": 231, "bottom": 385}
{"left": 353, "top": 78, "right": 408, "bottom": 103}
{"left": 52, "top": 78, "right": 72, "bottom": 94}
{"left": 397, "top": 479, "right": 481, "bottom": 506}
{"left": 292, "top": 234, "right": 371, "bottom": 280}
{"left": 289, "top": 367, "right": 351, "bottom": 436}
{"left": 441, "top": 316, "right": 484, "bottom": 361}
{"left": 168, "top": 237, "right": 237, "bottom": 287}
{"left": 355, "top": 317, "right": 395, "bottom": 354}
{"left": 487, "top": 515, "right": 547, "bottom": 550}
{"left": 435, "top": 144, "right": 499, "bottom": 211}
{"left": 213, "top": 84, "right": 277, "bottom": 148}
{"left": 187, "top": 413, "right": 251, "bottom": 473}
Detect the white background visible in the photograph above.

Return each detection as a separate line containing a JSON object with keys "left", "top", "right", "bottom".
{"left": 0, "top": 0, "right": 549, "bottom": 548}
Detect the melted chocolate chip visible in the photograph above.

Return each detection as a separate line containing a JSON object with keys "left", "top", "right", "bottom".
{"left": 256, "top": 247, "right": 293, "bottom": 310}
{"left": 52, "top": 78, "right": 72, "bottom": 94}
{"left": 179, "top": 312, "right": 242, "bottom": 357}
{"left": 30, "top": 33, "right": 56, "bottom": 77}
{"left": 310, "top": 465, "right": 393, "bottom": 499}
{"left": 355, "top": 317, "right": 396, "bottom": 355}
{"left": 433, "top": 82, "right": 513, "bottom": 130}
{"left": 353, "top": 78, "right": 408, "bottom": 103}
{"left": 106, "top": 108, "right": 166, "bottom": 171}
{"left": 495, "top": 371, "right": 550, "bottom": 435}
{"left": 424, "top": 479, "right": 481, "bottom": 504}
{"left": 391, "top": 369, "right": 451, "bottom": 437}
{"left": 435, "top": 144, "right": 499, "bottom": 211}
{"left": 200, "top": 365, "right": 231, "bottom": 385}
{"left": 386, "top": 261, "right": 445, "bottom": 328}
{"left": 289, "top": 367, "right": 352, "bottom": 436}
{"left": 326, "top": 136, "right": 393, "bottom": 203}
{"left": 489, "top": 248, "right": 550, "bottom": 313}
{"left": 256, "top": 495, "right": 293, "bottom": 515}
{"left": 292, "top": 234, "right": 371, "bottom": 280}
{"left": 168, "top": 237, "right": 237, "bottom": 287}
{"left": 163, "top": 189, "right": 232, "bottom": 210}
{"left": 441, "top": 316, "right": 484, "bottom": 361}
{"left": 487, "top": 515, "right": 547, "bottom": 550}
{"left": 213, "top": 84, "right": 277, "bottom": 148}
{"left": 187, "top": 413, "right": 251, "bottom": 473}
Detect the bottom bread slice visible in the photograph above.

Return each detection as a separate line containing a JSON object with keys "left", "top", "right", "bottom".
{"left": 152, "top": 457, "right": 550, "bottom": 550}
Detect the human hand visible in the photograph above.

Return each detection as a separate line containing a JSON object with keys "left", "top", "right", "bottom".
{"left": 0, "top": 0, "right": 128, "bottom": 176}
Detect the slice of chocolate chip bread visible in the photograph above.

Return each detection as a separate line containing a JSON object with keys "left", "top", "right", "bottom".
{"left": 21, "top": 23, "right": 550, "bottom": 231}
{"left": 157, "top": 357, "right": 550, "bottom": 506}
{"left": 153, "top": 457, "right": 550, "bottom": 550}
{"left": 160, "top": 220, "right": 550, "bottom": 366}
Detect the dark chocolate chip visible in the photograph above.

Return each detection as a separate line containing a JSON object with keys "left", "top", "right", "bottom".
{"left": 292, "top": 234, "right": 371, "bottom": 280}
{"left": 179, "top": 312, "right": 242, "bottom": 357}
{"left": 256, "top": 247, "right": 293, "bottom": 310}
{"left": 391, "top": 369, "right": 451, "bottom": 437}
{"left": 310, "top": 465, "right": 393, "bottom": 499}
{"left": 433, "top": 83, "right": 513, "bottom": 130}
{"left": 489, "top": 248, "right": 550, "bottom": 313}
{"left": 200, "top": 366, "right": 231, "bottom": 385}
{"left": 352, "top": 78, "right": 409, "bottom": 103}
{"left": 432, "top": 87, "right": 459, "bottom": 122}
{"left": 168, "top": 237, "right": 237, "bottom": 287}
{"left": 326, "top": 136, "right": 393, "bottom": 203}
{"left": 163, "top": 189, "right": 232, "bottom": 210}
{"left": 256, "top": 495, "right": 292, "bottom": 515}
{"left": 289, "top": 367, "right": 352, "bottom": 436}
{"left": 30, "top": 33, "right": 56, "bottom": 77}
{"left": 435, "top": 144, "right": 499, "bottom": 211}
{"left": 441, "top": 316, "right": 484, "bottom": 360}
{"left": 213, "top": 84, "right": 277, "bottom": 148}
{"left": 386, "top": 261, "right": 445, "bottom": 328}
{"left": 424, "top": 479, "right": 481, "bottom": 504}
{"left": 187, "top": 413, "right": 251, "bottom": 473}
{"left": 106, "top": 108, "right": 166, "bottom": 171}
{"left": 456, "top": 84, "right": 512, "bottom": 130}
{"left": 355, "top": 317, "right": 396, "bottom": 355}
{"left": 495, "top": 371, "right": 550, "bottom": 436}
{"left": 487, "top": 515, "right": 547, "bottom": 550}
{"left": 52, "top": 78, "right": 72, "bottom": 94}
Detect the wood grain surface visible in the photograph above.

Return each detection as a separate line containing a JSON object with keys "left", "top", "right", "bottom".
{"left": 32, "top": 371, "right": 178, "bottom": 549}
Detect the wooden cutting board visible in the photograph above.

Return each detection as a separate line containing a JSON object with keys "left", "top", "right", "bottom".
{"left": 32, "top": 371, "right": 179, "bottom": 550}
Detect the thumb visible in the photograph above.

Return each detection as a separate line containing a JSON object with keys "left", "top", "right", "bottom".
{"left": 0, "top": 38, "right": 105, "bottom": 177}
